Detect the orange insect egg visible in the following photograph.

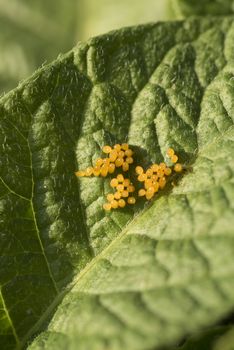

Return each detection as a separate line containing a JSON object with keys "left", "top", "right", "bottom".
{"left": 167, "top": 148, "right": 175, "bottom": 157}
{"left": 138, "top": 173, "right": 147, "bottom": 182}
{"left": 117, "top": 184, "right": 124, "bottom": 192}
{"left": 121, "top": 143, "right": 129, "bottom": 151}
{"left": 110, "top": 178, "right": 118, "bottom": 187}
{"left": 138, "top": 189, "right": 146, "bottom": 197}
{"left": 127, "top": 185, "right": 135, "bottom": 193}
{"left": 125, "top": 149, "right": 133, "bottom": 157}
{"left": 146, "top": 191, "right": 154, "bottom": 200}
{"left": 126, "top": 157, "right": 133, "bottom": 164}
{"left": 153, "top": 182, "right": 159, "bottom": 192}
{"left": 107, "top": 193, "right": 115, "bottom": 202}
{"left": 114, "top": 191, "right": 122, "bottom": 200}
{"left": 117, "top": 174, "right": 124, "bottom": 182}
{"left": 159, "top": 162, "right": 166, "bottom": 170}
{"left": 147, "top": 186, "right": 155, "bottom": 194}
{"left": 164, "top": 167, "right": 172, "bottom": 176}
{"left": 110, "top": 200, "right": 119, "bottom": 209}
{"left": 85, "top": 167, "right": 93, "bottom": 176}
{"left": 118, "top": 199, "right": 126, "bottom": 208}
{"left": 171, "top": 155, "right": 178, "bottom": 163}
{"left": 151, "top": 174, "right": 158, "bottom": 181}
{"left": 159, "top": 177, "right": 166, "bottom": 189}
{"left": 109, "top": 150, "right": 118, "bottom": 162}
{"left": 75, "top": 170, "right": 85, "bottom": 177}
{"left": 128, "top": 197, "right": 136, "bottom": 204}
{"left": 114, "top": 144, "right": 121, "bottom": 152}
{"left": 100, "top": 167, "right": 108, "bottom": 177}
{"left": 103, "top": 203, "right": 112, "bottom": 211}
{"left": 145, "top": 169, "right": 152, "bottom": 177}
{"left": 103, "top": 145, "right": 112, "bottom": 154}
{"left": 144, "top": 179, "right": 153, "bottom": 189}
{"left": 118, "top": 150, "right": 125, "bottom": 158}
{"left": 135, "top": 166, "right": 144, "bottom": 175}
{"left": 145, "top": 188, "right": 154, "bottom": 200}
{"left": 174, "top": 163, "right": 183, "bottom": 172}
{"left": 103, "top": 158, "right": 110, "bottom": 165}
{"left": 93, "top": 167, "right": 101, "bottom": 176}
{"left": 115, "top": 158, "right": 124, "bottom": 167}
{"left": 157, "top": 169, "right": 165, "bottom": 178}
{"left": 123, "top": 179, "right": 130, "bottom": 187}
{"left": 122, "top": 190, "right": 129, "bottom": 198}
{"left": 151, "top": 164, "right": 159, "bottom": 172}
{"left": 122, "top": 162, "right": 129, "bottom": 172}
{"left": 108, "top": 163, "right": 115, "bottom": 174}
{"left": 95, "top": 158, "right": 103, "bottom": 167}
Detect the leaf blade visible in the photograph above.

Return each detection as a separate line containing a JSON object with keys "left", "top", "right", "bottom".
{"left": 0, "top": 17, "right": 234, "bottom": 350}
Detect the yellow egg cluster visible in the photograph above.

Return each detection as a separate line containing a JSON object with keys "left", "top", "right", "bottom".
{"left": 166, "top": 148, "right": 182, "bottom": 173}
{"left": 75, "top": 143, "right": 134, "bottom": 178}
{"left": 75, "top": 145, "right": 183, "bottom": 210}
{"left": 136, "top": 162, "right": 171, "bottom": 200}
{"left": 136, "top": 148, "right": 183, "bottom": 201}
{"left": 103, "top": 174, "right": 136, "bottom": 211}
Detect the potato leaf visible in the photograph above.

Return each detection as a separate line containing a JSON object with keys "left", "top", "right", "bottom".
{"left": 0, "top": 17, "right": 234, "bottom": 350}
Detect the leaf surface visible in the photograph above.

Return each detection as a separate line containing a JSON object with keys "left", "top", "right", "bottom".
{"left": 172, "top": 326, "right": 233, "bottom": 350}
{"left": 214, "top": 327, "right": 234, "bottom": 350}
{"left": 0, "top": 17, "right": 234, "bottom": 350}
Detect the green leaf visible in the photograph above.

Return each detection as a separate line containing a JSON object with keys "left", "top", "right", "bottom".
{"left": 77, "top": 0, "right": 173, "bottom": 39}
{"left": 0, "top": 0, "right": 174, "bottom": 95}
{"left": 0, "top": 17, "right": 234, "bottom": 350}
{"left": 214, "top": 327, "right": 234, "bottom": 350}
{"left": 0, "top": 0, "right": 77, "bottom": 95}
{"left": 170, "top": 0, "right": 234, "bottom": 18}
{"left": 172, "top": 326, "right": 233, "bottom": 350}
{"left": 170, "top": 325, "right": 234, "bottom": 350}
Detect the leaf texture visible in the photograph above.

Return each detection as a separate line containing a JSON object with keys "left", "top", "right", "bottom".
{"left": 177, "top": 326, "right": 233, "bottom": 350}
{"left": 0, "top": 17, "right": 234, "bottom": 350}
{"left": 214, "top": 327, "right": 234, "bottom": 350}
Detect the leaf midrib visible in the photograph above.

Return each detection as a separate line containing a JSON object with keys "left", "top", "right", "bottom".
{"left": 0, "top": 289, "right": 20, "bottom": 347}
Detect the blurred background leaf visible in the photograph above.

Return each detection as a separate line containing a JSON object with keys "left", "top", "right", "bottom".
{"left": 77, "top": 0, "right": 172, "bottom": 40}
{"left": 171, "top": 327, "right": 234, "bottom": 350}
{"left": 214, "top": 327, "right": 234, "bottom": 350}
{"left": 1, "top": 0, "right": 234, "bottom": 96}
{"left": 0, "top": 0, "right": 78, "bottom": 94}
{"left": 170, "top": 0, "right": 234, "bottom": 18}
{"left": 0, "top": 0, "right": 173, "bottom": 95}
